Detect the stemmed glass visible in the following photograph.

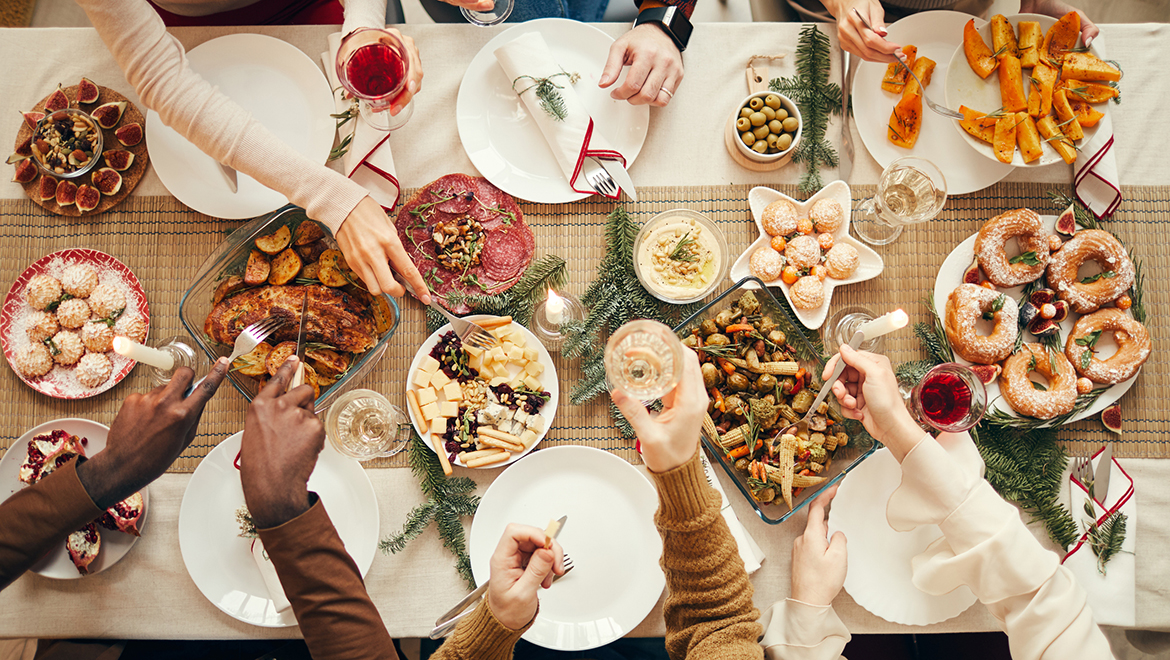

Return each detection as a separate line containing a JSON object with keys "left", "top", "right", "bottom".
{"left": 825, "top": 305, "right": 887, "bottom": 354}
{"left": 852, "top": 156, "right": 948, "bottom": 246}
{"left": 335, "top": 27, "right": 414, "bottom": 132}
{"left": 131, "top": 335, "right": 208, "bottom": 388}
{"left": 604, "top": 319, "right": 685, "bottom": 402}
{"left": 462, "top": 0, "right": 514, "bottom": 26}
{"left": 325, "top": 389, "right": 412, "bottom": 461}
{"left": 909, "top": 363, "right": 987, "bottom": 433}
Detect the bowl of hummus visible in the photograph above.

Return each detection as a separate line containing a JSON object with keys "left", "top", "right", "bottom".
{"left": 633, "top": 209, "right": 728, "bottom": 304}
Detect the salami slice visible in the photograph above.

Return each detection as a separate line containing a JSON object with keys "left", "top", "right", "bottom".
{"left": 481, "top": 223, "right": 535, "bottom": 282}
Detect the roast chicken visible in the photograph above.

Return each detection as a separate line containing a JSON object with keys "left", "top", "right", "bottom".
{"left": 204, "top": 284, "right": 377, "bottom": 353}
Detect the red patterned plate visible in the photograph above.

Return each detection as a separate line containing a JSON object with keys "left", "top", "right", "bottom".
{"left": 1, "top": 249, "right": 150, "bottom": 399}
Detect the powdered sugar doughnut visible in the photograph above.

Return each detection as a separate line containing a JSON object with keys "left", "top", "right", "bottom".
{"left": 761, "top": 199, "right": 799, "bottom": 237}
{"left": 75, "top": 352, "right": 112, "bottom": 389}
{"left": 975, "top": 209, "right": 1049, "bottom": 287}
{"left": 790, "top": 275, "right": 825, "bottom": 310}
{"left": 61, "top": 264, "right": 99, "bottom": 298}
{"left": 87, "top": 282, "right": 126, "bottom": 319}
{"left": 810, "top": 199, "right": 844, "bottom": 234}
{"left": 50, "top": 330, "right": 84, "bottom": 366}
{"left": 81, "top": 322, "right": 115, "bottom": 353}
{"left": 1001, "top": 343, "right": 1077, "bottom": 419}
{"left": 26, "top": 274, "right": 62, "bottom": 311}
{"left": 750, "top": 246, "right": 785, "bottom": 281}
{"left": 14, "top": 343, "right": 53, "bottom": 378}
{"left": 26, "top": 310, "right": 59, "bottom": 343}
{"left": 824, "top": 244, "right": 859, "bottom": 279}
{"left": 113, "top": 316, "right": 147, "bottom": 344}
{"left": 1047, "top": 229, "right": 1134, "bottom": 314}
{"left": 55, "top": 298, "right": 91, "bottom": 329}
{"left": 944, "top": 283, "right": 1019, "bottom": 364}
{"left": 1065, "top": 308, "right": 1149, "bottom": 384}
{"left": 784, "top": 235, "right": 821, "bottom": 271}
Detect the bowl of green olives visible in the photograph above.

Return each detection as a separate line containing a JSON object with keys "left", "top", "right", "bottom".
{"left": 732, "top": 92, "right": 802, "bottom": 163}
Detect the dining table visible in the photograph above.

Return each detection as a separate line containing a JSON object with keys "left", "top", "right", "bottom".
{"left": 1, "top": 18, "right": 1169, "bottom": 643}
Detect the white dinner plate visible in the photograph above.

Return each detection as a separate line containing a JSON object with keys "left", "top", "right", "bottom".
{"left": 469, "top": 446, "right": 664, "bottom": 651}
{"left": 0, "top": 418, "right": 148, "bottom": 579}
{"left": 944, "top": 14, "right": 1104, "bottom": 168}
{"left": 178, "top": 431, "right": 379, "bottom": 627}
{"left": 146, "top": 33, "right": 336, "bottom": 219}
{"left": 456, "top": 18, "right": 650, "bottom": 204}
{"left": 729, "top": 181, "right": 884, "bottom": 330}
{"left": 854, "top": 11, "right": 1014, "bottom": 195}
{"left": 407, "top": 316, "right": 559, "bottom": 469}
{"left": 828, "top": 444, "right": 978, "bottom": 626}
{"left": 932, "top": 215, "right": 1137, "bottom": 424}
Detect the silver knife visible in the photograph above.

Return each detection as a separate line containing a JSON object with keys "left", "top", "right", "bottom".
{"left": 217, "top": 161, "right": 238, "bottom": 193}
{"left": 597, "top": 158, "right": 637, "bottom": 201}
{"left": 1093, "top": 442, "right": 1113, "bottom": 500}
{"left": 839, "top": 49, "right": 854, "bottom": 184}
{"left": 288, "top": 290, "right": 309, "bottom": 391}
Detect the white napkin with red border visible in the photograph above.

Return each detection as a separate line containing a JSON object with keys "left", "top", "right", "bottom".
{"left": 701, "top": 450, "right": 765, "bottom": 574}
{"left": 492, "top": 31, "right": 627, "bottom": 199}
{"left": 251, "top": 538, "right": 292, "bottom": 613}
{"left": 1062, "top": 446, "right": 1136, "bottom": 627}
{"left": 322, "top": 33, "right": 402, "bottom": 211}
{"left": 1074, "top": 111, "right": 1121, "bottom": 220}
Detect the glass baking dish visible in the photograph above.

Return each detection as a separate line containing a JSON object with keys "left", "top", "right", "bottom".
{"left": 674, "top": 277, "right": 877, "bottom": 524}
{"left": 179, "top": 204, "right": 400, "bottom": 411}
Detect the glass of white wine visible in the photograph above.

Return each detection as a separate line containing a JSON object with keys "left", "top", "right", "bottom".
{"left": 462, "top": 0, "right": 513, "bottom": 26}
{"left": 325, "top": 389, "right": 411, "bottom": 461}
{"left": 852, "top": 156, "right": 947, "bottom": 246}
{"left": 604, "top": 319, "right": 685, "bottom": 402}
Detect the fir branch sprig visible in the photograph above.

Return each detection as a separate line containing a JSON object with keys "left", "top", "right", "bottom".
{"left": 1087, "top": 507, "right": 1127, "bottom": 574}
{"left": 769, "top": 24, "right": 842, "bottom": 193}
{"left": 429, "top": 255, "right": 569, "bottom": 333}
{"left": 913, "top": 293, "right": 954, "bottom": 365}
{"left": 513, "top": 72, "right": 580, "bottom": 122}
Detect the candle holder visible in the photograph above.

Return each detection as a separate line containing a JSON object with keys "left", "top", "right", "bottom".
{"left": 824, "top": 305, "right": 886, "bottom": 354}
{"left": 145, "top": 335, "right": 209, "bottom": 388}
{"left": 531, "top": 292, "right": 584, "bottom": 351}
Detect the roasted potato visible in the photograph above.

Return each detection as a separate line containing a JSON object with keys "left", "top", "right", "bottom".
{"left": 307, "top": 346, "right": 350, "bottom": 379}
{"left": 318, "top": 264, "right": 349, "bottom": 287}
{"left": 300, "top": 261, "right": 320, "bottom": 281}
{"left": 318, "top": 249, "right": 346, "bottom": 271}
{"left": 266, "top": 341, "right": 298, "bottom": 376}
{"left": 268, "top": 248, "right": 304, "bottom": 286}
{"left": 244, "top": 250, "right": 271, "bottom": 286}
{"left": 296, "top": 239, "right": 330, "bottom": 263}
{"left": 294, "top": 221, "right": 327, "bottom": 246}
{"left": 213, "top": 275, "right": 247, "bottom": 305}
{"left": 233, "top": 342, "right": 272, "bottom": 377}
{"left": 303, "top": 363, "right": 321, "bottom": 400}
{"left": 372, "top": 295, "right": 394, "bottom": 334}
{"left": 255, "top": 225, "right": 291, "bottom": 255}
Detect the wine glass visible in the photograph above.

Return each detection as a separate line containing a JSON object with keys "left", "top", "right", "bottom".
{"left": 325, "top": 389, "right": 412, "bottom": 461}
{"left": 461, "top": 0, "right": 514, "bottom": 26}
{"left": 852, "top": 156, "right": 948, "bottom": 246}
{"left": 909, "top": 363, "right": 987, "bottom": 433}
{"left": 335, "top": 27, "right": 414, "bottom": 132}
{"left": 604, "top": 319, "right": 685, "bottom": 402}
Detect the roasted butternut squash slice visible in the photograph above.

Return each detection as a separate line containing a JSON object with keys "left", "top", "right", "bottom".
{"left": 1036, "top": 115, "right": 1077, "bottom": 164}
{"left": 1051, "top": 89, "right": 1085, "bottom": 141}
{"left": 1061, "top": 79, "right": 1119, "bottom": 104}
{"left": 1027, "top": 62, "right": 1058, "bottom": 118}
{"left": 881, "top": 45, "right": 918, "bottom": 93}
{"left": 994, "top": 115, "right": 1017, "bottom": 163}
{"left": 887, "top": 94, "right": 922, "bottom": 149}
{"left": 1018, "top": 21, "right": 1042, "bottom": 68}
{"left": 902, "top": 55, "right": 936, "bottom": 100}
{"left": 1015, "top": 113, "right": 1044, "bottom": 163}
{"left": 1061, "top": 52, "right": 1121, "bottom": 82}
{"left": 1069, "top": 98, "right": 1105, "bottom": 127}
{"left": 998, "top": 54, "right": 1027, "bottom": 113}
{"left": 964, "top": 19, "right": 999, "bottom": 79}
{"left": 990, "top": 15, "right": 1019, "bottom": 59}
{"left": 1041, "top": 11, "right": 1080, "bottom": 66}
{"left": 959, "top": 106, "right": 997, "bottom": 144}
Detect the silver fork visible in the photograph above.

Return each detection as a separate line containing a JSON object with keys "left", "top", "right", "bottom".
{"left": 1071, "top": 455, "right": 1095, "bottom": 491}
{"left": 401, "top": 279, "right": 497, "bottom": 352}
{"left": 429, "top": 554, "right": 575, "bottom": 639}
{"left": 853, "top": 8, "right": 964, "bottom": 120}
{"left": 186, "top": 316, "right": 286, "bottom": 396}
{"left": 582, "top": 158, "right": 618, "bottom": 197}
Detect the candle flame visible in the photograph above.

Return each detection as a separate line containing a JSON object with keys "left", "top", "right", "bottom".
{"left": 112, "top": 336, "right": 131, "bottom": 355}
{"left": 547, "top": 288, "right": 562, "bottom": 304}
{"left": 891, "top": 309, "right": 909, "bottom": 329}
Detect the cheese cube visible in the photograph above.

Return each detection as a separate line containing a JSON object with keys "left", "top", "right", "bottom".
{"left": 509, "top": 376, "right": 526, "bottom": 390}
{"left": 416, "top": 387, "right": 438, "bottom": 406}
{"left": 430, "top": 417, "right": 447, "bottom": 436}
{"left": 464, "top": 345, "right": 484, "bottom": 358}
{"left": 523, "top": 361, "right": 544, "bottom": 376}
{"left": 488, "top": 346, "right": 507, "bottom": 363}
{"left": 520, "top": 429, "right": 538, "bottom": 448}
{"left": 501, "top": 340, "right": 515, "bottom": 353}
{"left": 490, "top": 327, "right": 509, "bottom": 341}
{"left": 440, "top": 401, "right": 459, "bottom": 417}
{"left": 526, "top": 414, "right": 546, "bottom": 433}
{"left": 523, "top": 375, "right": 543, "bottom": 391}
{"left": 443, "top": 382, "right": 463, "bottom": 401}
{"left": 513, "top": 409, "right": 529, "bottom": 424}
{"left": 522, "top": 347, "right": 539, "bottom": 362}
{"left": 490, "top": 376, "right": 509, "bottom": 387}
{"left": 430, "top": 370, "right": 451, "bottom": 389}
{"left": 412, "top": 369, "right": 432, "bottom": 389}
{"left": 493, "top": 364, "right": 511, "bottom": 379}
{"left": 421, "top": 402, "right": 441, "bottom": 421}
{"left": 420, "top": 355, "right": 441, "bottom": 373}
{"left": 505, "top": 344, "right": 524, "bottom": 361}
{"left": 469, "top": 354, "right": 483, "bottom": 374}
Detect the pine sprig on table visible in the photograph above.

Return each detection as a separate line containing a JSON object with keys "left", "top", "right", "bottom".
{"left": 1088, "top": 508, "right": 1127, "bottom": 574}
{"left": 380, "top": 435, "right": 480, "bottom": 589}
{"left": 769, "top": 24, "right": 842, "bottom": 194}
{"left": 426, "top": 255, "right": 568, "bottom": 333}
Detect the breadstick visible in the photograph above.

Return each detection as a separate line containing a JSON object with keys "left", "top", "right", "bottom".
{"left": 432, "top": 435, "right": 453, "bottom": 476}
{"left": 458, "top": 448, "right": 505, "bottom": 463}
{"left": 467, "top": 452, "right": 511, "bottom": 468}
{"left": 478, "top": 434, "right": 524, "bottom": 453}
{"left": 479, "top": 427, "right": 523, "bottom": 445}
{"left": 405, "top": 389, "right": 425, "bottom": 426}
{"left": 476, "top": 316, "right": 513, "bottom": 330}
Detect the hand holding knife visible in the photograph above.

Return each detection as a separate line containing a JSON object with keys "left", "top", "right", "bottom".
{"left": 288, "top": 291, "right": 309, "bottom": 391}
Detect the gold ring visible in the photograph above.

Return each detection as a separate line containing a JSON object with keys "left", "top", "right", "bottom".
{"left": 660, "top": 88, "right": 674, "bottom": 98}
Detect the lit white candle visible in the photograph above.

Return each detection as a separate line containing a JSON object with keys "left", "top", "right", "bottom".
{"left": 113, "top": 336, "right": 174, "bottom": 370}
{"left": 545, "top": 289, "right": 565, "bottom": 325}
{"left": 857, "top": 309, "right": 909, "bottom": 342}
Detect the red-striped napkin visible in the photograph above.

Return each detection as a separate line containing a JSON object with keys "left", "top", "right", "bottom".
{"left": 1075, "top": 112, "right": 1121, "bottom": 220}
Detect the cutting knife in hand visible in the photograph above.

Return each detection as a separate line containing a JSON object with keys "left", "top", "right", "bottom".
{"left": 287, "top": 290, "right": 309, "bottom": 391}
{"left": 597, "top": 158, "right": 637, "bottom": 201}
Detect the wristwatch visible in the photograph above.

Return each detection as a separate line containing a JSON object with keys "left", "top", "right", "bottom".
{"left": 634, "top": 5, "right": 693, "bottom": 53}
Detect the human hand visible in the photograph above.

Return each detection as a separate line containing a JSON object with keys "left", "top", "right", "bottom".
{"left": 611, "top": 349, "right": 705, "bottom": 473}
{"left": 790, "top": 485, "right": 847, "bottom": 606}
{"left": 823, "top": 344, "right": 923, "bottom": 460}
{"left": 599, "top": 24, "right": 684, "bottom": 107}
{"left": 76, "top": 359, "right": 230, "bottom": 509}
{"left": 487, "top": 523, "right": 566, "bottom": 630}
{"left": 240, "top": 357, "right": 325, "bottom": 529}
{"left": 1019, "top": 0, "right": 1099, "bottom": 47}
{"left": 823, "top": 0, "right": 903, "bottom": 63}
{"left": 383, "top": 28, "right": 424, "bottom": 116}
{"left": 434, "top": 0, "right": 496, "bottom": 12}
{"left": 335, "top": 196, "right": 431, "bottom": 304}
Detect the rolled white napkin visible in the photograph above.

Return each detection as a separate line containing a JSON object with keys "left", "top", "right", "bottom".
{"left": 701, "top": 451, "right": 765, "bottom": 574}
{"left": 493, "top": 31, "right": 626, "bottom": 199}
{"left": 322, "top": 33, "right": 402, "bottom": 211}
{"left": 1062, "top": 449, "right": 1136, "bottom": 627}
{"left": 1074, "top": 112, "right": 1121, "bottom": 220}
{"left": 251, "top": 538, "right": 292, "bottom": 613}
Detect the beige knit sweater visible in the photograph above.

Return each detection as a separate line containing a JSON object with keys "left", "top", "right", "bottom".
{"left": 74, "top": 0, "right": 383, "bottom": 233}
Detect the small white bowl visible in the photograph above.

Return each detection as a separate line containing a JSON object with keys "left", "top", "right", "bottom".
{"left": 730, "top": 91, "right": 803, "bottom": 163}
{"left": 633, "top": 209, "right": 729, "bottom": 304}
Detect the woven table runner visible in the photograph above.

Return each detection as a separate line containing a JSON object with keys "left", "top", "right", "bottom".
{"left": 0, "top": 182, "right": 1167, "bottom": 470}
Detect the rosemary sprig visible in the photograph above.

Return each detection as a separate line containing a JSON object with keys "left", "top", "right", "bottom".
{"left": 1048, "top": 190, "right": 1098, "bottom": 229}
{"left": 669, "top": 231, "right": 699, "bottom": 263}
{"left": 512, "top": 71, "right": 580, "bottom": 122}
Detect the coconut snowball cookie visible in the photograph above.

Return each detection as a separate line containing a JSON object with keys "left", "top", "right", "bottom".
{"left": 750, "top": 246, "right": 785, "bottom": 281}
{"left": 55, "top": 298, "right": 92, "bottom": 330}
{"left": 75, "top": 352, "right": 113, "bottom": 389}
{"left": 25, "top": 274, "right": 63, "bottom": 311}
{"left": 87, "top": 282, "right": 126, "bottom": 319}
{"left": 810, "top": 198, "right": 845, "bottom": 234}
{"left": 61, "top": 264, "right": 99, "bottom": 298}
{"left": 790, "top": 275, "right": 825, "bottom": 310}
{"left": 14, "top": 343, "right": 54, "bottom": 378}
{"left": 824, "top": 244, "right": 859, "bottom": 279}
{"left": 25, "top": 311, "right": 59, "bottom": 343}
{"left": 50, "top": 330, "right": 85, "bottom": 366}
{"left": 785, "top": 235, "right": 822, "bottom": 271}
{"left": 81, "top": 321, "right": 115, "bottom": 353}
{"left": 762, "top": 199, "right": 799, "bottom": 237}
{"left": 113, "top": 316, "right": 147, "bottom": 344}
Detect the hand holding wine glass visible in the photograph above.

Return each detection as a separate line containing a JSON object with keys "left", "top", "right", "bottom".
{"left": 823, "top": 345, "right": 925, "bottom": 461}
{"left": 336, "top": 27, "right": 423, "bottom": 131}
{"left": 611, "top": 348, "right": 706, "bottom": 474}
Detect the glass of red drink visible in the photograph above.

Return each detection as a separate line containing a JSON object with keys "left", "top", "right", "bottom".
{"left": 336, "top": 27, "right": 414, "bottom": 132}
{"left": 910, "top": 363, "right": 987, "bottom": 433}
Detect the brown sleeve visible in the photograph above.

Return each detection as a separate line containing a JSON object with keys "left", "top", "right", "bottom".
{"left": 429, "top": 598, "right": 531, "bottom": 660}
{"left": 258, "top": 497, "right": 395, "bottom": 660}
{"left": 649, "top": 452, "right": 764, "bottom": 660}
{"left": 0, "top": 458, "right": 103, "bottom": 591}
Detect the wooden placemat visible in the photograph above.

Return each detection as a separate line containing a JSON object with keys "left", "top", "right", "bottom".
{"left": 0, "top": 182, "right": 1166, "bottom": 471}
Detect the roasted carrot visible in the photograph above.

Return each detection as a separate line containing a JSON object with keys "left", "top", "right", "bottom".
{"left": 716, "top": 357, "right": 736, "bottom": 374}
{"left": 724, "top": 323, "right": 755, "bottom": 334}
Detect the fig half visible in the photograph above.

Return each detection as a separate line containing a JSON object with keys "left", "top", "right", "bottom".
{"left": 77, "top": 77, "right": 100, "bottom": 104}
{"left": 44, "top": 85, "right": 69, "bottom": 113}
{"left": 102, "top": 149, "right": 134, "bottom": 172}
{"left": 55, "top": 180, "right": 78, "bottom": 207}
{"left": 37, "top": 175, "right": 58, "bottom": 202}
{"left": 91, "top": 101, "right": 127, "bottom": 129}
{"left": 115, "top": 122, "right": 142, "bottom": 147}
{"left": 962, "top": 256, "right": 983, "bottom": 285}
{"left": 12, "top": 158, "right": 37, "bottom": 184}
{"left": 91, "top": 168, "right": 122, "bottom": 196}
{"left": 970, "top": 364, "right": 1002, "bottom": 385}
{"left": 1101, "top": 402, "right": 1122, "bottom": 434}
{"left": 76, "top": 184, "right": 100, "bottom": 212}
{"left": 1055, "top": 203, "right": 1077, "bottom": 237}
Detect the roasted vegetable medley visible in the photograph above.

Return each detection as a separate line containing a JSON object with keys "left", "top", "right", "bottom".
{"left": 682, "top": 291, "right": 851, "bottom": 509}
